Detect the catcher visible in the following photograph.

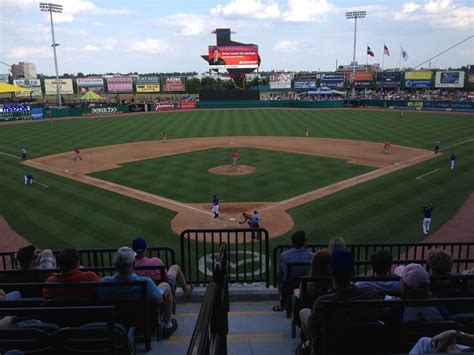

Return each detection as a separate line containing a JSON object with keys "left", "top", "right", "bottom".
{"left": 239, "top": 212, "right": 253, "bottom": 225}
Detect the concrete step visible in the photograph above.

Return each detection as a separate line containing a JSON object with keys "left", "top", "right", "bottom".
{"left": 137, "top": 301, "right": 299, "bottom": 354}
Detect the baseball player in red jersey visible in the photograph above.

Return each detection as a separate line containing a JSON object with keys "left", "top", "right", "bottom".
{"left": 384, "top": 139, "right": 391, "bottom": 154}
{"left": 232, "top": 150, "right": 240, "bottom": 166}
{"left": 74, "top": 148, "right": 82, "bottom": 161}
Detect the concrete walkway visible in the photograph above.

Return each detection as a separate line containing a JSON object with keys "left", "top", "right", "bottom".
{"left": 137, "top": 301, "right": 300, "bottom": 354}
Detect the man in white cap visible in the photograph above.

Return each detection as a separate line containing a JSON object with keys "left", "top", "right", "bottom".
{"left": 98, "top": 247, "right": 178, "bottom": 339}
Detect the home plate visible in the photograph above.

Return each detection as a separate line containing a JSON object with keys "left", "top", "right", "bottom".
{"left": 229, "top": 218, "right": 236, "bottom": 221}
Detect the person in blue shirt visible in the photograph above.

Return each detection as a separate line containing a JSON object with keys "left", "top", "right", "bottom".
{"left": 422, "top": 203, "right": 434, "bottom": 235}
{"left": 24, "top": 173, "right": 33, "bottom": 185}
{"left": 450, "top": 153, "right": 456, "bottom": 170}
{"left": 98, "top": 247, "right": 178, "bottom": 339}
{"left": 273, "top": 231, "right": 314, "bottom": 312}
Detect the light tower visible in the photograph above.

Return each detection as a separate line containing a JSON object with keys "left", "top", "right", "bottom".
{"left": 39, "top": 2, "right": 63, "bottom": 106}
{"left": 345, "top": 10, "right": 366, "bottom": 97}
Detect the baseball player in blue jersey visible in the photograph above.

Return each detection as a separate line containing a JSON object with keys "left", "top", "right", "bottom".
{"left": 434, "top": 139, "right": 441, "bottom": 154}
{"left": 212, "top": 195, "right": 219, "bottom": 218}
{"left": 422, "top": 204, "right": 434, "bottom": 235}
{"left": 450, "top": 153, "right": 456, "bottom": 170}
{"left": 24, "top": 173, "right": 33, "bottom": 185}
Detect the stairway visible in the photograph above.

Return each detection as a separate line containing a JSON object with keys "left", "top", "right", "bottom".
{"left": 139, "top": 301, "right": 300, "bottom": 354}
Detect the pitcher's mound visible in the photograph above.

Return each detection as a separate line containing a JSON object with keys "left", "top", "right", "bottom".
{"left": 208, "top": 165, "right": 256, "bottom": 176}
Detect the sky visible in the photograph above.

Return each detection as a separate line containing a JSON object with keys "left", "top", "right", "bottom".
{"left": 0, "top": 0, "right": 473, "bottom": 76}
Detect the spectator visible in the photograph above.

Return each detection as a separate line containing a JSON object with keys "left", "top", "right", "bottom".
{"left": 298, "top": 250, "right": 381, "bottom": 353}
{"left": 0, "top": 289, "right": 22, "bottom": 301}
{"left": 328, "top": 236, "right": 346, "bottom": 253}
{"left": 273, "top": 231, "right": 313, "bottom": 312}
{"left": 427, "top": 249, "right": 453, "bottom": 276}
{"left": 98, "top": 247, "right": 178, "bottom": 339}
{"left": 15, "top": 245, "right": 56, "bottom": 282}
{"left": 388, "top": 263, "right": 451, "bottom": 322}
{"left": 131, "top": 237, "right": 193, "bottom": 297}
{"left": 306, "top": 249, "right": 332, "bottom": 295}
{"left": 410, "top": 330, "right": 474, "bottom": 354}
{"left": 43, "top": 248, "right": 100, "bottom": 300}
{"left": 355, "top": 249, "right": 400, "bottom": 296}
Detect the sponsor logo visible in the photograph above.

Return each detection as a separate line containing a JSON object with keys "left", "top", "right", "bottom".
{"left": 0, "top": 106, "right": 30, "bottom": 112}
{"left": 91, "top": 107, "right": 118, "bottom": 114}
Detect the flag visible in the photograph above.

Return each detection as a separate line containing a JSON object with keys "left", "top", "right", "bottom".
{"left": 367, "top": 46, "right": 375, "bottom": 57}
{"left": 384, "top": 45, "right": 390, "bottom": 56}
{"left": 401, "top": 48, "right": 409, "bottom": 61}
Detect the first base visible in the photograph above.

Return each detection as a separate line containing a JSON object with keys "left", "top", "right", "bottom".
{"left": 229, "top": 218, "right": 236, "bottom": 221}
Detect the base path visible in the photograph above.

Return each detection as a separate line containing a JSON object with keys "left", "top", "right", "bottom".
{"left": 0, "top": 216, "right": 30, "bottom": 253}
{"left": 25, "top": 136, "right": 435, "bottom": 240}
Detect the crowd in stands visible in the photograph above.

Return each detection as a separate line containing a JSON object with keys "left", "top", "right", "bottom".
{"left": 276, "top": 232, "right": 474, "bottom": 354}
{"left": 0, "top": 236, "right": 193, "bottom": 342}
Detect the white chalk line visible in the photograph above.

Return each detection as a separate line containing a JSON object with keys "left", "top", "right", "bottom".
{"left": 442, "top": 138, "right": 474, "bottom": 151}
{"left": 33, "top": 180, "right": 49, "bottom": 188}
{"left": 416, "top": 169, "right": 442, "bottom": 180}
{"left": 0, "top": 151, "right": 20, "bottom": 159}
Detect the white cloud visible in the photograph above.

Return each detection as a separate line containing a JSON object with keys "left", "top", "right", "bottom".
{"left": 6, "top": 47, "right": 52, "bottom": 60}
{"left": 282, "top": 0, "right": 335, "bottom": 22}
{"left": 83, "top": 44, "right": 100, "bottom": 52}
{"left": 130, "top": 39, "right": 170, "bottom": 54}
{"left": 273, "top": 40, "right": 301, "bottom": 52}
{"left": 155, "top": 14, "right": 208, "bottom": 36}
{"left": 211, "top": 0, "right": 281, "bottom": 19}
{"left": 394, "top": 0, "right": 474, "bottom": 29}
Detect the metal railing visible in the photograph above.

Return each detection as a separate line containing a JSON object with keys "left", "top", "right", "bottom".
{"left": 273, "top": 242, "right": 474, "bottom": 286}
{"left": 188, "top": 244, "right": 229, "bottom": 355}
{"left": 0, "top": 246, "right": 175, "bottom": 270}
{"left": 180, "top": 228, "right": 270, "bottom": 286}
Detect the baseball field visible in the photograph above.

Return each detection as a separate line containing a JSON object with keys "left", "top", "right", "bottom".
{"left": 0, "top": 108, "right": 473, "bottom": 254}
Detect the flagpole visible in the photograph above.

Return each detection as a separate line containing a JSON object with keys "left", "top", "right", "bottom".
{"left": 366, "top": 44, "right": 368, "bottom": 72}
{"left": 382, "top": 44, "right": 385, "bottom": 70}
{"left": 399, "top": 42, "right": 402, "bottom": 70}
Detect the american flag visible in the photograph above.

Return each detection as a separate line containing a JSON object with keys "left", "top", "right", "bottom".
{"left": 384, "top": 45, "right": 390, "bottom": 56}
{"left": 367, "top": 46, "right": 375, "bottom": 57}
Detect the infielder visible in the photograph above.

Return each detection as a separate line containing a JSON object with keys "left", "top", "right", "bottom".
{"left": 384, "top": 139, "right": 391, "bottom": 154}
{"left": 74, "top": 148, "right": 82, "bottom": 161}
{"left": 450, "top": 153, "right": 456, "bottom": 170}
{"left": 24, "top": 173, "right": 33, "bottom": 185}
{"left": 422, "top": 204, "right": 434, "bottom": 235}
{"left": 212, "top": 195, "right": 219, "bottom": 218}
{"left": 232, "top": 150, "right": 240, "bottom": 167}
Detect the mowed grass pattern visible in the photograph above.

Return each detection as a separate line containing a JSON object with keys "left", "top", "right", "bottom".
{"left": 0, "top": 109, "right": 473, "bottom": 249}
{"left": 91, "top": 148, "right": 373, "bottom": 202}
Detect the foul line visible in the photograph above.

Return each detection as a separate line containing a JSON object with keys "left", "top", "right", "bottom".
{"left": 442, "top": 138, "right": 474, "bottom": 151}
{"left": 0, "top": 151, "right": 20, "bottom": 159}
{"left": 416, "top": 169, "right": 442, "bottom": 180}
{"left": 33, "top": 180, "right": 49, "bottom": 188}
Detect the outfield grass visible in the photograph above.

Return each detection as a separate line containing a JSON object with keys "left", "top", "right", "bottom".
{"left": 91, "top": 147, "right": 373, "bottom": 202}
{"left": 0, "top": 109, "right": 473, "bottom": 250}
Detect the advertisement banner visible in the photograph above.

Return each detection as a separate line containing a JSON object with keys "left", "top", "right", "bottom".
{"left": 83, "top": 106, "right": 123, "bottom": 116}
{"left": 31, "top": 107, "right": 44, "bottom": 120}
{"left": 163, "top": 77, "right": 185, "bottom": 92}
{"left": 13, "top": 79, "right": 42, "bottom": 97}
{"left": 44, "top": 78, "right": 74, "bottom": 95}
{"left": 136, "top": 76, "right": 161, "bottom": 92}
{"left": 376, "top": 72, "right": 401, "bottom": 88}
{"left": 155, "top": 101, "right": 175, "bottom": 111}
{"left": 469, "top": 66, "right": 474, "bottom": 84}
{"left": 269, "top": 74, "right": 292, "bottom": 89}
{"left": 128, "top": 104, "right": 146, "bottom": 113}
{"left": 76, "top": 77, "right": 104, "bottom": 94}
{"left": 404, "top": 71, "right": 432, "bottom": 89}
{"left": 178, "top": 101, "right": 197, "bottom": 109}
{"left": 320, "top": 73, "right": 345, "bottom": 88}
{"left": 208, "top": 45, "right": 259, "bottom": 69}
{"left": 435, "top": 71, "right": 465, "bottom": 88}
{"left": 106, "top": 77, "right": 133, "bottom": 93}
{"left": 294, "top": 81, "right": 316, "bottom": 89}
{"left": 0, "top": 74, "right": 9, "bottom": 83}
{"left": 347, "top": 72, "right": 374, "bottom": 88}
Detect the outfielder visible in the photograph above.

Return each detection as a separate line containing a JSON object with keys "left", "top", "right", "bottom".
{"left": 450, "top": 153, "right": 456, "bottom": 170}
{"left": 422, "top": 204, "right": 434, "bottom": 235}
{"left": 212, "top": 195, "right": 219, "bottom": 218}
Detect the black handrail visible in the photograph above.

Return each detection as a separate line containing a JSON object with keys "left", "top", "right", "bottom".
{"left": 273, "top": 242, "right": 474, "bottom": 286}
{"left": 187, "top": 244, "right": 229, "bottom": 355}
{"left": 180, "top": 228, "right": 270, "bottom": 286}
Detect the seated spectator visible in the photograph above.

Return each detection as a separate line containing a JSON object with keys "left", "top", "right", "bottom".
{"left": 410, "top": 330, "right": 474, "bottom": 354}
{"left": 356, "top": 249, "right": 400, "bottom": 296}
{"left": 388, "top": 263, "right": 451, "bottom": 322}
{"left": 43, "top": 248, "right": 100, "bottom": 300}
{"left": 98, "top": 247, "right": 178, "bottom": 339}
{"left": 0, "top": 289, "right": 22, "bottom": 301}
{"left": 131, "top": 237, "right": 193, "bottom": 297}
{"left": 305, "top": 249, "right": 331, "bottom": 296}
{"left": 328, "top": 236, "right": 346, "bottom": 253}
{"left": 427, "top": 249, "right": 453, "bottom": 276}
{"left": 273, "top": 231, "right": 313, "bottom": 312}
{"left": 298, "top": 250, "right": 381, "bottom": 354}
{"left": 15, "top": 245, "right": 56, "bottom": 283}
{"left": 0, "top": 316, "right": 14, "bottom": 329}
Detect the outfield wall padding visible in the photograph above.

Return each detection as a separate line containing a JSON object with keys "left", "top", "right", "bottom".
{"left": 197, "top": 100, "right": 345, "bottom": 109}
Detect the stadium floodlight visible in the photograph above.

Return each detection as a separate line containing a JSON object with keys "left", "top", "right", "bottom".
{"left": 345, "top": 10, "right": 366, "bottom": 98}
{"left": 40, "top": 3, "right": 63, "bottom": 106}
